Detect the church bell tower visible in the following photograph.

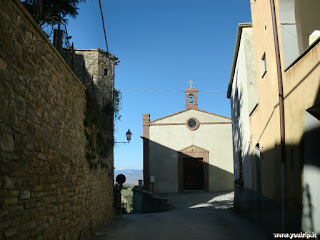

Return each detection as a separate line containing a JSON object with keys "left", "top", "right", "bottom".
{"left": 185, "top": 80, "right": 198, "bottom": 110}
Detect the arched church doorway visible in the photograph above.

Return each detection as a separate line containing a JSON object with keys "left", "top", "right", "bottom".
{"left": 183, "top": 157, "right": 204, "bottom": 190}
{"left": 178, "top": 145, "right": 209, "bottom": 192}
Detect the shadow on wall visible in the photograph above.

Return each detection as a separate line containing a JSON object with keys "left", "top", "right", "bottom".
{"left": 142, "top": 138, "right": 234, "bottom": 193}
{"left": 0, "top": 1, "right": 116, "bottom": 238}
{"left": 63, "top": 50, "right": 102, "bottom": 102}
{"left": 230, "top": 85, "right": 253, "bottom": 188}
{"left": 235, "top": 109, "right": 320, "bottom": 237}
{"left": 59, "top": 46, "right": 114, "bottom": 172}
{"left": 301, "top": 102, "right": 320, "bottom": 235}
{"left": 58, "top": 34, "right": 116, "bottom": 114}
{"left": 232, "top": 40, "right": 320, "bottom": 235}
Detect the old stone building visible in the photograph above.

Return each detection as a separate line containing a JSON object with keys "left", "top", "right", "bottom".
{"left": 55, "top": 27, "right": 119, "bottom": 110}
{"left": 0, "top": 1, "right": 116, "bottom": 239}
{"left": 72, "top": 48, "right": 118, "bottom": 109}
{"left": 142, "top": 86, "right": 234, "bottom": 193}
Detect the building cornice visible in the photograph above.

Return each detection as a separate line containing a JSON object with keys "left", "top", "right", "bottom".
{"left": 179, "top": 145, "right": 209, "bottom": 154}
{"left": 74, "top": 48, "right": 118, "bottom": 61}
{"left": 227, "top": 23, "right": 252, "bottom": 99}
{"left": 150, "top": 108, "right": 231, "bottom": 123}
{"left": 150, "top": 122, "right": 231, "bottom": 126}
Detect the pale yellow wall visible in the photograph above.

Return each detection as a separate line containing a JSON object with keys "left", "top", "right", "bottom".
{"left": 250, "top": 0, "right": 282, "bottom": 202}
{"left": 283, "top": 41, "right": 320, "bottom": 231}
{"left": 148, "top": 109, "right": 234, "bottom": 193}
{"left": 283, "top": 44, "right": 320, "bottom": 145}
{"left": 250, "top": 0, "right": 320, "bottom": 227}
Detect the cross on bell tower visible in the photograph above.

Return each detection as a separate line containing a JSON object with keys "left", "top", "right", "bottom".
{"left": 185, "top": 80, "right": 198, "bottom": 110}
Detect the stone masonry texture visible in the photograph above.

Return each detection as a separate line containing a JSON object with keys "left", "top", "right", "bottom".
{"left": 61, "top": 47, "right": 117, "bottom": 111}
{"left": 0, "top": 1, "right": 114, "bottom": 239}
{"left": 72, "top": 49, "right": 117, "bottom": 110}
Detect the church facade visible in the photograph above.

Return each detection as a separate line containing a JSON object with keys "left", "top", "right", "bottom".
{"left": 142, "top": 87, "right": 234, "bottom": 193}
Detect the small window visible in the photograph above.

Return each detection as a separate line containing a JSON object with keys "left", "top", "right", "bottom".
{"left": 104, "top": 69, "right": 108, "bottom": 75}
{"left": 186, "top": 117, "right": 200, "bottom": 131}
{"left": 188, "top": 118, "right": 197, "bottom": 128}
{"left": 188, "top": 94, "right": 194, "bottom": 104}
{"left": 261, "top": 53, "right": 267, "bottom": 77}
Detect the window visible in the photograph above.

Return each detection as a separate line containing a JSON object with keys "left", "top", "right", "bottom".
{"left": 186, "top": 117, "right": 200, "bottom": 131}
{"left": 261, "top": 52, "right": 267, "bottom": 77}
{"left": 104, "top": 69, "right": 108, "bottom": 75}
{"left": 188, "top": 95, "right": 194, "bottom": 104}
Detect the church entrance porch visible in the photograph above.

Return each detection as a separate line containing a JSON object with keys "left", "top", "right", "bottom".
{"left": 178, "top": 145, "right": 209, "bottom": 192}
{"left": 183, "top": 158, "right": 204, "bottom": 190}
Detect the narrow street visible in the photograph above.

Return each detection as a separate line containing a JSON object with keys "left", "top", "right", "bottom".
{"left": 90, "top": 192, "right": 267, "bottom": 240}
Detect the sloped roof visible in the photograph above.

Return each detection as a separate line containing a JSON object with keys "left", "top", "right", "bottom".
{"left": 227, "top": 23, "right": 252, "bottom": 98}
{"left": 150, "top": 108, "right": 231, "bottom": 123}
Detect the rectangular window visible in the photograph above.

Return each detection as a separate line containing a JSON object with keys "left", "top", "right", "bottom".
{"left": 104, "top": 69, "right": 108, "bottom": 75}
{"left": 261, "top": 52, "right": 267, "bottom": 77}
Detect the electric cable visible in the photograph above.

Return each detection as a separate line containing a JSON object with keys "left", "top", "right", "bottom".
{"left": 116, "top": 88, "right": 226, "bottom": 93}
{"left": 98, "top": 0, "right": 109, "bottom": 52}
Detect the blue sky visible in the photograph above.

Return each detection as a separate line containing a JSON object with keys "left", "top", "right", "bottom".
{"left": 67, "top": 0, "right": 252, "bottom": 170}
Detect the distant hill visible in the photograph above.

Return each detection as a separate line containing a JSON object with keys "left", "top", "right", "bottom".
{"left": 114, "top": 169, "right": 143, "bottom": 186}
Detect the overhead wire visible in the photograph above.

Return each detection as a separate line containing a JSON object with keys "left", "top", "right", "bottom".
{"left": 98, "top": 0, "right": 115, "bottom": 119}
{"left": 97, "top": 2, "right": 227, "bottom": 95}
{"left": 117, "top": 88, "right": 226, "bottom": 93}
{"left": 98, "top": 0, "right": 109, "bottom": 52}
{"left": 102, "top": 87, "right": 226, "bottom": 93}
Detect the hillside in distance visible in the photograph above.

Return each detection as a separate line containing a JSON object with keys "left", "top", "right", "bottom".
{"left": 114, "top": 169, "right": 143, "bottom": 186}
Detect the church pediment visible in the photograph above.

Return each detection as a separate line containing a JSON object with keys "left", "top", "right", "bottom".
{"left": 180, "top": 145, "right": 209, "bottom": 153}
{"left": 150, "top": 109, "right": 231, "bottom": 125}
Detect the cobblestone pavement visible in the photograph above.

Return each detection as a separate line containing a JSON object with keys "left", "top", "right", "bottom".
{"left": 90, "top": 191, "right": 267, "bottom": 240}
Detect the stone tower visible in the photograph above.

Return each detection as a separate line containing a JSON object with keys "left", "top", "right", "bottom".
{"left": 73, "top": 49, "right": 119, "bottom": 109}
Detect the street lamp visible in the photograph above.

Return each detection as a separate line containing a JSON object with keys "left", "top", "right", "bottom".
{"left": 126, "top": 129, "right": 132, "bottom": 143}
{"left": 115, "top": 129, "right": 132, "bottom": 144}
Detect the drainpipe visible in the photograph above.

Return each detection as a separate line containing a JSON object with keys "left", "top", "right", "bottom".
{"left": 270, "top": 0, "right": 286, "bottom": 231}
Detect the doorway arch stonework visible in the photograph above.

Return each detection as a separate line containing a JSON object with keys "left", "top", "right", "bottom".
{"left": 178, "top": 145, "right": 209, "bottom": 192}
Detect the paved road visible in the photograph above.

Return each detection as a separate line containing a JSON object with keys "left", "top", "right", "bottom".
{"left": 90, "top": 191, "right": 267, "bottom": 240}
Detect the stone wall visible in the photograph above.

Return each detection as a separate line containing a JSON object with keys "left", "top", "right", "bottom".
{"left": 0, "top": 1, "right": 114, "bottom": 239}
{"left": 65, "top": 48, "right": 117, "bottom": 110}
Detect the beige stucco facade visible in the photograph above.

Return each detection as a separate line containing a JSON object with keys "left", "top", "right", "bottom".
{"left": 245, "top": 0, "right": 320, "bottom": 233}
{"left": 142, "top": 89, "right": 234, "bottom": 193}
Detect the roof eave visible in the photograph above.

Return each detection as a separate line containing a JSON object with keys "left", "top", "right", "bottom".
{"left": 227, "top": 23, "right": 252, "bottom": 99}
{"left": 150, "top": 108, "right": 231, "bottom": 123}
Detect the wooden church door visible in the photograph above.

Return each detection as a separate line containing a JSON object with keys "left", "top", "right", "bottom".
{"left": 183, "top": 158, "right": 204, "bottom": 190}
